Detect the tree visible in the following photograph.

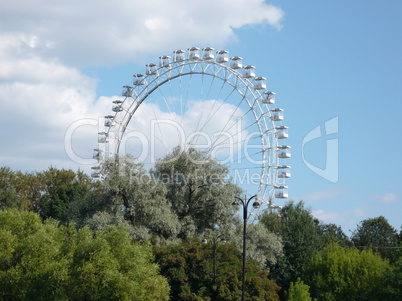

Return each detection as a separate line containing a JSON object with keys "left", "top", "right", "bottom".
{"left": 0, "top": 166, "right": 97, "bottom": 220}
{"left": 351, "top": 216, "right": 399, "bottom": 261}
{"left": 315, "top": 220, "right": 350, "bottom": 247}
{"left": 261, "top": 201, "right": 321, "bottom": 294}
{"left": 0, "top": 209, "right": 170, "bottom": 300}
{"left": 382, "top": 255, "right": 402, "bottom": 300}
{"left": 154, "top": 239, "right": 280, "bottom": 301}
{"left": 38, "top": 168, "right": 96, "bottom": 221}
{"left": 287, "top": 278, "right": 313, "bottom": 301}
{"left": 152, "top": 147, "right": 242, "bottom": 238}
{"left": 0, "top": 167, "right": 36, "bottom": 210}
{"left": 304, "top": 245, "right": 392, "bottom": 301}
{"left": 232, "top": 222, "right": 283, "bottom": 266}
{"left": 101, "top": 155, "right": 181, "bottom": 241}
{"left": 68, "top": 226, "right": 170, "bottom": 301}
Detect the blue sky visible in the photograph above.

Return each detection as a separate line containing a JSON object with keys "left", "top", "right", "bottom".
{"left": 1, "top": 0, "right": 401, "bottom": 234}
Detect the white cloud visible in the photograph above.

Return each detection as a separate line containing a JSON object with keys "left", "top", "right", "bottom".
{"left": 0, "top": 0, "right": 284, "bottom": 172}
{"left": 0, "top": 0, "right": 284, "bottom": 66}
{"left": 373, "top": 193, "right": 398, "bottom": 204}
{"left": 0, "top": 46, "right": 111, "bottom": 171}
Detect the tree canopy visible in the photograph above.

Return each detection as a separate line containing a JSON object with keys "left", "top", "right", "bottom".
{"left": 151, "top": 146, "right": 241, "bottom": 238}
{"left": 154, "top": 239, "right": 280, "bottom": 301}
{"left": 304, "top": 245, "right": 392, "bottom": 301}
{"left": 261, "top": 201, "right": 321, "bottom": 292}
{"left": 0, "top": 209, "right": 170, "bottom": 301}
{"left": 351, "top": 216, "right": 399, "bottom": 261}
{"left": 2, "top": 160, "right": 402, "bottom": 300}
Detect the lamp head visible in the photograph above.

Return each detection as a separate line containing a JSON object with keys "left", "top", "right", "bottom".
{"left": 252, "top": 200, "right": 261, "bottom": 209}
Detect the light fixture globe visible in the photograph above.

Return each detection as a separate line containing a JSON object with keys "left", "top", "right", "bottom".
{"left": 252, "top": 200, "right": 261, "bottom": 209}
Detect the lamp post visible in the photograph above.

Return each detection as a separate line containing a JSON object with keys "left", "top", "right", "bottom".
{"left": 232, "top": 194, "right": 260, "bottom": 301}
{"left": 202, "top": 235, "right": 227, "bottom": 284}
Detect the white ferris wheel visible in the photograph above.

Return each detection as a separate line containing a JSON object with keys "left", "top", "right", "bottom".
{"left": 92, "top": 46, "right": 290, "bottom": 214}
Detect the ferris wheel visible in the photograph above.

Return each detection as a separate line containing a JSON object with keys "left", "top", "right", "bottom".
{"left": 92, "top": 46, "right": 290, "bottom": 214}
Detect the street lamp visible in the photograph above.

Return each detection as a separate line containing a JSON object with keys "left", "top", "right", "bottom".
{"left": 232, "top": 194, "right": 260, "bottom": 301}
{"left": 202, "top": 235, "right": 227, "bottom": 284}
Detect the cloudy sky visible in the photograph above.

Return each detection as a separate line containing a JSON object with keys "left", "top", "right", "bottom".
{"left": 1, "top": 0, "right": 401, "bottom": 234}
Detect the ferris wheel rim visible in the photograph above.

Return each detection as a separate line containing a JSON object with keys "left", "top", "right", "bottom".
{"left": 94, "top": 46, "right": 289, "bottom": 212}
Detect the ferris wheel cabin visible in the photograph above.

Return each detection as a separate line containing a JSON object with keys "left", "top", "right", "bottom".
{"left": 133, "top": 74, "right": 146, "bottom": 86}
{"left": 98, "top": 132, "right": 108, "bottom": 143}
{"left": 122, "top": 85, "right": 132, "bottom": 97}
{"left": 243, "top": 65, "right": 256, "bottom": 78}
{"left": 275, "top": 126, "right": 289, "bottom": 139}
{"left": 216, "top": 50, "right": 229, "bottom": 63}
{"left": 146, "top": 63, "right": 158, "bottom": 75}
{"left": 229, "top": 56, "right": 243, "bottom": 69}
{"left": 275, "top": 186, "right": 288, "bottom": 199}
{"left": 104, "top": 115, "right": 115, "bottom": 127}
{"left": 254, "top": 77, "right": 266, "bottom": 90}
{"left": 202, "top": 47, "right": 214, "bottom": 60}
{"left": 112, "top": 100, "right": 123, "bottom": 112}
{"left": 270, "top": 108, "right": 284, "bottom": 121}
{"left": 173, "top": 50, "right": 185, "bottom": 62}
{"left": 278, "top": 165, "right": 291, "bottom": 178}
{"left": 93, "top": 148, "right": 102, "bottom": 160}
{"left": 278, "top": 145, "right": 291, "bottom": 158}
{"left": 188, "top": 47, "right": 200, "bottom": 60}
{"left": 263, "top": 91, "right": 276, "bottom": 104}
{"left": 159, "top": 55, "right": 171, "bottom": 68}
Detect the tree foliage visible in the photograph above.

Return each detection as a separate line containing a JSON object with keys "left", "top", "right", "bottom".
{"left": 382, "top": 255, "right": 402, "bottom": 299}
{"left": 0, "top": 166, "right": 96, "bottom": 221}
{"left": 315, "top": 220, "right": 350, "bottom": 247}
{"left": 0, "top": 209, "right": 169, "bottom": 301}
{"left": 101, "top": 155, "right": 181, "bottom": 241}
{"left": 152, "top": 146, "right": 241, "bottom": 238}
{"left": 351, "top": 216, "right": 399, "bottom": 261}
{"left": 232, "top": 222, "right": 283, "bottom": 267}
{"left": 154, "top": 239, "right": 280, "bottom": 301}
{"left": 3, "top": 162, "right": 402, "bottom": 300}
{"left": 261, "top": 201, "right": 321, "bottom": 292}
{"left": 304, "top": 245, "right": 392, "bottom": 301}
{"left": 286, "top": 278, "right": 313, "bottom": 301}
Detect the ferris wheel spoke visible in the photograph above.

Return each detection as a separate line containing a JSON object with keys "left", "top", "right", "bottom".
{"left": 204, "top": 98, "right": 252, "bottom": 157}
{"left": 188, "top": 83, "right": 240, "bottom": 147}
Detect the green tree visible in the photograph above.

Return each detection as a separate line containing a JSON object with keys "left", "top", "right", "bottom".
{"left": 38, "top": 168, "right": 95, "bottom": 221}
{"left": 304, "top": 245, "right": 392, "bottom": 301}
{"left": 382, "top": 255, "right": 402, "bottom": 299}
{"left": 0, "top": 166, "right": 96, "bottom": 220}
{"left": 287, "top": 278, "right": 313, "bottom": 301}
{"left": 40, "top": 181, "right": 89, "bottom": 221}
{"left": 0, "top": 167, "right": 36, "bottom": 210}
{"left": 351, "top": 216, "right": 399, "bottom": 261}
{"left": 154, "top": 239, "right": 280, "bottom": 301}
{"left": 232, "top": 222, "right": 283, "bottom": 266}
{"left": 315, "top": 220, "right": 350, "bottom": 247}
{"left": 68, "top": 226, "right": 170, "bottom": 301}
{"left": 152, "top": 147, "right": 242, "bottom": 238}
{"left": 0, "top": 209, "right": 70, "bottom": 300}
{"left": 0, "top": 209, "right": 170, "bottom": 301}
{"left": 101, "top": 155, "right": 181, "bottom": 241}
{"left": 261, "top": 201, "right": 321, "bottom": 294}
